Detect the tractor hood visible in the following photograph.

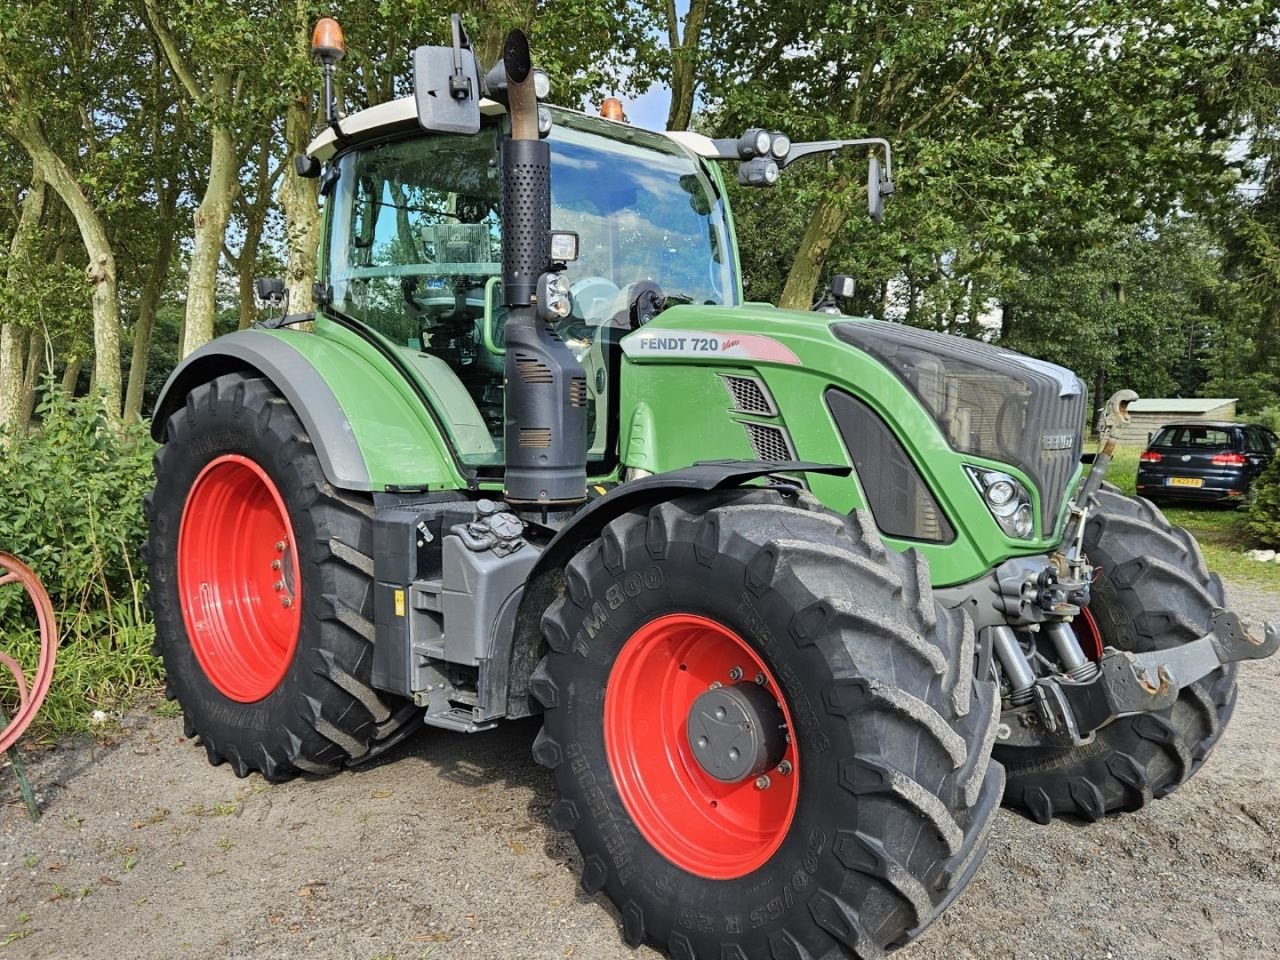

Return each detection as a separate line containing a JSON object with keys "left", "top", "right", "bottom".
{"left": 619, "top": 302, "right": 1088, "bottom": 538}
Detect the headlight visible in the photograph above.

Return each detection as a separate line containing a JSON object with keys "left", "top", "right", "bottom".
{"left": 537, "top": 105, "right": 553, "bottom": 136}
{"left": 737, "top": 128, "right": 772, "bottom": 158}
{"left": 738, "top": 156, "right": 780, "bottom": 187}
{"left": 533, "top": 69, "right": 551, "bottom": 100}
{"left": 965, "top": 467, "right": 1036, "bottom": 539}
{"left": 536, "top": 271, "right": 573, "bottom": 321}
{"left": 770, "top": 132, "right": 791, "bottom": 159}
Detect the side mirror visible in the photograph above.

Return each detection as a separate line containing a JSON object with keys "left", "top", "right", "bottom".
{"left": 482, "top": 277, "right": 506, "bottom": 356}
{"left": 413, "top": 14, "right": 481, "bottom": 134}
{"left": 254, "top": 277, "right": 286, "bottom": 309}
{"left": 868, "top": 156, "right": 888, "bottom": 224}
{"left": 353, "top": 175, "right": 377, "bottom": 249}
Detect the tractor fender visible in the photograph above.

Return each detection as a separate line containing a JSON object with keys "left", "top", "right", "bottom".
{"left": 502, "top": 461, "right": 852, "bottom": 715}
{"left": 150, "top": 330, "right": 372, "bottom": 490}
{"left": 532, "top": 460, "right": 852, "bottom": 586}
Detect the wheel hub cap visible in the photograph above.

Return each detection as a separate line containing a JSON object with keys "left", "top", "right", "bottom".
{"left": 603, "top": 613, "right": 800, "bottom": 879}
{"left": 177, "top": 454, "right": 301, "bottom": 703}
{"left": 686, "top": 682, "right": 787, "bottom": 783}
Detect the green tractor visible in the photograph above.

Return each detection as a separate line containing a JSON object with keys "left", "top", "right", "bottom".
{"left": 146, "top": 16, "right": 1278, "bottom": 958}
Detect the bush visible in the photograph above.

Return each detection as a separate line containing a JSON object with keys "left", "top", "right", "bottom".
{"left": 0, "top": 386, "right": 162, "bottom": 737}
{"left": 1253, "top": 405, "right": 1280, "bottom": 436}
{"left": 1246, "top": 455, "right": 1280, "bottom": 549}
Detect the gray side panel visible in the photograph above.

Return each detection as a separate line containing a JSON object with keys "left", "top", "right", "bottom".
{"left": 150, "top": 331, "right": 372, "bottom": 491}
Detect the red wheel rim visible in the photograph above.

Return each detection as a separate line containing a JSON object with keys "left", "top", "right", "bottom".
{"left": 1073, "top": 607, "right": 1104, "bottom": 661}
{"left": 604, "top": 614, "right": 799, "bottom": 879}
{"left": 177, "top": 455, "right": 301, "bottom": 703}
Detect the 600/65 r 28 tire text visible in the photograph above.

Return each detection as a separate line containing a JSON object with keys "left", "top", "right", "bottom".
{"left": 146, "top": 373, "right": 419, "bottom": 780}
{"left": 531, "top": 490, "right": 1004, "bottom": 958}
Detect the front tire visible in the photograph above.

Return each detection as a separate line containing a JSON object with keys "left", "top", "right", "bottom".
{"left": 147, "top": 373, "right": 419, "bottom": 780}
{"left": 996, "top": 488, "right": 1237, "bottom": 823}
{"left": 531, "top": 491, "right": 1003, "bottom": 958}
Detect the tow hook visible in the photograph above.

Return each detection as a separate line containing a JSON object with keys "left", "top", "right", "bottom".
{"left": 999, "top": 610, "right": 1278, "bottom": 748}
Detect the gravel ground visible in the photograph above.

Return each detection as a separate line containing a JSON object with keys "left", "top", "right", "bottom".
{"left": 3, "top": 577, "right": 1278, "bottom": 960}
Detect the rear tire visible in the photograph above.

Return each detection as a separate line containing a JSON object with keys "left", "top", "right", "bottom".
{"left": 531, "top": 491, "right": 1003, "bottom": 958}
{"left": 147, "top": 373, "right": 420, "bottom": 780}
{"left": 996, "top": 488, "right": 1237, "bottom": 823}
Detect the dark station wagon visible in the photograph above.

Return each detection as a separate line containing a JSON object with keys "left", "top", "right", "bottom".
{"left": 1136, "top": 421, "right": 1278, "bottom": 504}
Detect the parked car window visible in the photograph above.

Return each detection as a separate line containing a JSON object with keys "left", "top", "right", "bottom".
{"left": 1150, "top": 426, "right": 1234, "bottom": 449}
{"left": 1244, "top": 426, "right": 1269, "bottom": 454}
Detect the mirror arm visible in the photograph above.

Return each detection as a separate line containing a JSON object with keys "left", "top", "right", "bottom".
{"left": 779, "top": 138, "right": 893, "bottom": 180}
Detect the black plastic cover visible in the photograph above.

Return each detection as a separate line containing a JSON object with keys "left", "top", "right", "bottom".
{"left": 826, "top": 389, "right": 955, "bottom": 543}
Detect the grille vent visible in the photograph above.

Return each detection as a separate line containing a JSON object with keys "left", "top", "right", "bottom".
{"left": 569, "top": 377, "right": 587, "bottom": 408}
{"left": 515, "top": 354, "right": 553, "bottom": 384}
{"left": 519, "top": 427, "right": 552, "bottom": 448}
{"left": 721, "top": 375, "right": 777, "bottom": 416}
{"left": 742, "top": 422, "right": 795, "bottom": 462}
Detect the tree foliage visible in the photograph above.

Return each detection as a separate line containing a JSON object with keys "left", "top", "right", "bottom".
{"left": 0, "top": 0, "right": 1277, "bottom": 429}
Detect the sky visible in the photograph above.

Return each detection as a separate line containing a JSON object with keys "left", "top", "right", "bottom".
{"left": 615, "top": 83, "right": 671, "bottom": 131}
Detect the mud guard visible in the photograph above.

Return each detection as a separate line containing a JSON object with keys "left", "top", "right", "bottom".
{"left": 152, "top": 331, "right": 373, "bottom": 490}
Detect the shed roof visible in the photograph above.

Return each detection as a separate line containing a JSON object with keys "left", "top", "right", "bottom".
{"left": 1126, "top": 398, "right": 1237, "bottom": 414}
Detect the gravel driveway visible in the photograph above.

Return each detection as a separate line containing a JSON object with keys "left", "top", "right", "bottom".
{"left": 3, "top": 577, "right": 1278, "bottom": 960}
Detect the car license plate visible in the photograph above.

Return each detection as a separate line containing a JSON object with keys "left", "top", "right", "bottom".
{"left": 1167, "top": 477, "right": 1203, "bottom": 488}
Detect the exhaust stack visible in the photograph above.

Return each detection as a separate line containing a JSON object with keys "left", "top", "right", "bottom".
{"left": 495, "top": 30, "right": 587, "bottom": 508}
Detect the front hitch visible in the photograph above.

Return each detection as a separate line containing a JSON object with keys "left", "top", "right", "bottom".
{"left": 997, "top": 610, "right": 1279, "bottom": 748}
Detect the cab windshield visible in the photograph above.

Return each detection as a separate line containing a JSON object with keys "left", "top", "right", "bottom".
{"left": 324, "top": 116, "right": 734, "bottom": 467}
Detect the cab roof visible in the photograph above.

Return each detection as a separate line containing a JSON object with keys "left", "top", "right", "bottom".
{"left": 304, "top": 97, "right": 721, "bottom": 163}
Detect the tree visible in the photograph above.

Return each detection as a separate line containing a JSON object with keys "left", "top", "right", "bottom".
{"left": 0, "top": 32, "right": 124, "bottom": 416}
{"left": 701, "top": 0, "right": 1274, "bottom": 311}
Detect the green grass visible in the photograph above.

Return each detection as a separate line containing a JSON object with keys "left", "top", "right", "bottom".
{"left": 1104, "top": 446, "right": 1280, "bottom": 590}
{"left": 0, "top": 598, "right": 163, "bottom": 743}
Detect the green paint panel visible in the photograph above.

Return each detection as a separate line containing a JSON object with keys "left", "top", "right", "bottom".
{"left": 263, "top": 320, "right": 465, "bottom": 491}
{"left": 618, "top": 303, "right": 1078, "bottom": 586}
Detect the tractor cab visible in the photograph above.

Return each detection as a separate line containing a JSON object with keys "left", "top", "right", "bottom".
{"left": 311, "top": 102, "right": 736, "bottom": 471}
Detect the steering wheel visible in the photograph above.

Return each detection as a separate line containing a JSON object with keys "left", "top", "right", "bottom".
{"left": 569, "top": 276, "right": 623, "bottom": 325}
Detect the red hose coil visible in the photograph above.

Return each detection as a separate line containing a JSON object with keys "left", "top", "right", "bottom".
{"left": 0, "top": 553, "right": 57, "bottom": 752}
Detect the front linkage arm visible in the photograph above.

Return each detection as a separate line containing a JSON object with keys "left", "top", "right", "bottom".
{"left": 1001, "top": 610, "right": 1280, "bottom": 748}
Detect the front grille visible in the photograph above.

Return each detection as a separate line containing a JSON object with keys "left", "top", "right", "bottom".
{"left": 833, "top": 321, "right": 1088, "bottom": 533}
{"left": 826, "top": 389, "right": 954, "bottom": 543}
{"left": 742, "top": 422, "right": 795, "bottom": 462}
{"left": 721, "top": 375, "right": 777, "bottom": 416}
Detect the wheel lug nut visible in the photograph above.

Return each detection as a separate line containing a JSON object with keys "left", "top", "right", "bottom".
{"left": 754, "top": 775, "right": 771, "bottom": 790}
{"left": 271, "top": 560, "right": 282, "bottom": 570}
{"left": 709, "top": 681, "right": 722, "bottom": 690}
{"left": 754, "top": 672, "right": 765, "bottom": 685}
{"left": 281, "top": 597, "right": 293, "bottom": 608}
{"left": 728, "top": 666, "right": 743, "bottom": 681}
{"left": 778, "top": 760, "right": 793, "bottom": 775}
{"left": 275, "top": 541, "right": 286, "bottom": 552}
{"left": 273, "top": 580, "right": 285, "bottom": 591}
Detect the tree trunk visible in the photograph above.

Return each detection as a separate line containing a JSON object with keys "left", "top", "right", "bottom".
{"left": 19, "top": 330, "right": 43, "bottom": 426}
{"left": 2, "top": 102, "right": 123, "bottom": 415}
{"left": 61, "top": 355, "right": 83, "bottom": 393}
{"left": 0, "top": 327, "right": 30, "bottom": 432}
{"left": 663, "top": 0, "right": 709, "bottom": 131}
{"left": 779, "top": 189, "right": 851, "bottom": 310}
{"left": 124, "top": 187, "right": 177, "bottom": 421}
{"left": 0, "top": 169, "right": 46, "bottom": 429}
{"left": 183, "top": 113, "right": 238, "bottom": 357}
{"left": 282, "top": 96, "right": 321, "bottom": 318}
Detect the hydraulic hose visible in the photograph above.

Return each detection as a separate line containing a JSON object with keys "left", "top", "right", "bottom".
{"left": 0, "top": 553, "right": 57, "bottom": 753}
